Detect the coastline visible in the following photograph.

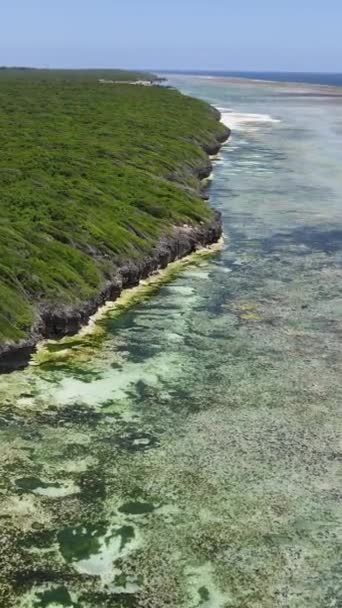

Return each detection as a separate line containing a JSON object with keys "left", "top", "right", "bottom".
{"left": 0, "top": 121, "right": 230, "bottom": 374}
{"left": 34, "top": 236, "right": 225, "bottom": 368}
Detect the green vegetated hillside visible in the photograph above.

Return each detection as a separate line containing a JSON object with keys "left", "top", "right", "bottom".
{"left": 0, "top": 68, "right": 162, "bottom": 82}
{"left": 0, "top": 70, "right": 227, "bottom": 345}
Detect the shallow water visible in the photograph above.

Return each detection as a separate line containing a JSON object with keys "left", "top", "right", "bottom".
{"left": 1, "top": 77, "right": 342, "bottom": 607}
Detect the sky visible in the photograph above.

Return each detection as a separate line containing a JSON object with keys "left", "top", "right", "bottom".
{"left": 1, "top": 0, "right": 341, "bottom": 72}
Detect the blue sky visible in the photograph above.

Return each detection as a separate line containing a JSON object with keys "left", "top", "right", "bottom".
{"left": 1, "top": 0, "right": 341, "bottom": 72}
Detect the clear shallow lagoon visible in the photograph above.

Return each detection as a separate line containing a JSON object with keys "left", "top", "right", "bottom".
{"left": 1, "top": 76, "right": 342, "bottom": 607}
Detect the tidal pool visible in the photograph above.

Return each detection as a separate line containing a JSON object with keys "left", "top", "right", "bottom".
{"left": 0, "top": 76, "right": 342, "bottom": 607}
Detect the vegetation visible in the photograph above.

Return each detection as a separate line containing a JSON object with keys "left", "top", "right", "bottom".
{"left": 0, "top": 70, "right": 226, "bottom": 345}
{"left": 0, "top": 67, "right": 162, "bottom": 82}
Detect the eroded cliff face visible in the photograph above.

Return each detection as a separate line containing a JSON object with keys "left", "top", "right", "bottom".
{"left": 40, "top": 211, "right": 223, "bottom": 340}
{"left": 0, "top": 124, "right": 230, "bottom": 373}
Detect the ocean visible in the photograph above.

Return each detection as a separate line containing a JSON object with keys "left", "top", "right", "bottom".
{"left": 161, "top": 69, "right": 342, "bottom": 87}
{"left": 1, "top": 74, "right": 342, "bottom": 607}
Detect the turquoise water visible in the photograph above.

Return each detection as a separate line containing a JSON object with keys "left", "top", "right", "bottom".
{"left": 1, "top": 77, "right": 342, "bottom": 607}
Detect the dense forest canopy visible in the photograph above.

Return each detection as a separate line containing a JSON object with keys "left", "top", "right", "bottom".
{"left": 0, "top": 70, "right": 226, "bottom": 345}
{"left": 0, "top": 68, "right": 163, "bottom": 81}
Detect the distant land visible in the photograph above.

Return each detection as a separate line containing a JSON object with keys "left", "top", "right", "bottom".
{"left": 0, "top": 67, "right": 165, "bottom": 83}
{"left": 159, "top": 70, "right": 342, "bottom": 87}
